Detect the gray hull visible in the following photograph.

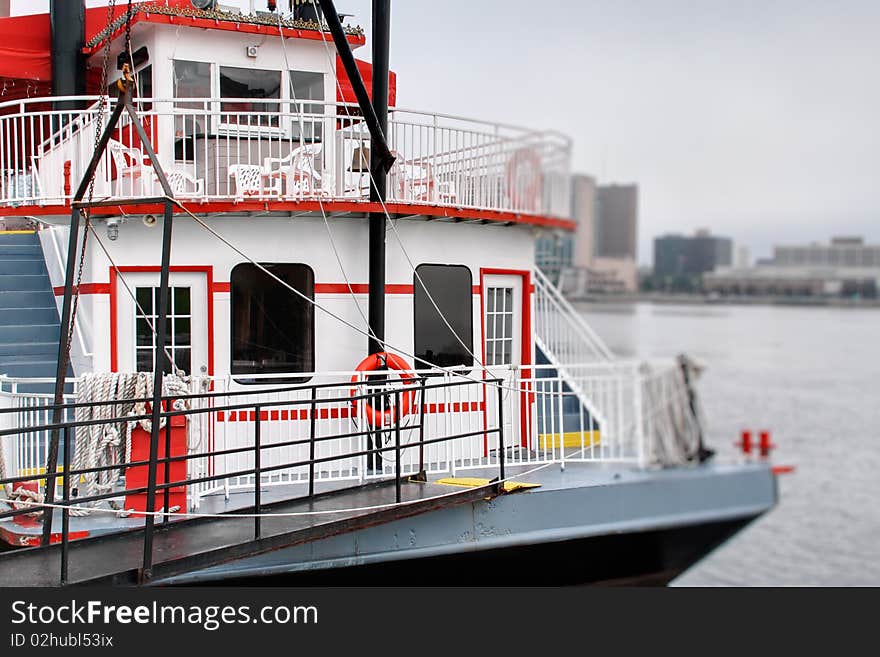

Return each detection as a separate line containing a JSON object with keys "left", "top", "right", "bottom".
{"left": 160, "top": 461, "right": 777, "bottom": 586}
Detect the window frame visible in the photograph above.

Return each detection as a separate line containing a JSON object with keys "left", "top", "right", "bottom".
{"left": 412, "top": 264, "right": 475, "bottom": 372}
{"left": 230, "top": 262, "right": 316, "bottom": 385}
{"left": 288, "top": 69, "right": 326, "bottom": 143}
{"left": 218, "top": 65, "right": 284, "bottom": 134}
{"left": 134, "top": 285, "right": 193, "bottom": 375}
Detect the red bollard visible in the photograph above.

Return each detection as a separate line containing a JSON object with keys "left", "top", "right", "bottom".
{"left": 737, "top": 430, "right": 753, "bottom": 456}
{"left": 759, "top": 431, "right": 775, "bottom": 459}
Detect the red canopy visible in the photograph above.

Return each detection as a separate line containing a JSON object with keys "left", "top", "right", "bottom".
{"left": 336, "top": 57, "right": 398, "bottom": 107}
{"left": 0, "top": 13, "right": 52, "bottom": 82}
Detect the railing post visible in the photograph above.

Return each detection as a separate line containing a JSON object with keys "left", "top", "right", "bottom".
{"left": 634, "top": 364, "right": 646, "bottom": 468}
{"left": 496, "top": 379, "right": 505, "bottom": 482}
{"left": 309, "top": 387, "right": 317, "bottom": 499}
{"left": 254, "top": 404, "right": 261, "bottom": 541}
{"left": 417, "top": 377, "right": 427, "bottom": 476}
{"left": 162, "top": 417, "right": 171, "bottom": 523}
{"left": 60, "top": 426, "right": 71, "bottom": 585}
{"left": 557, "top": 377, "right": 566, "bottom": 471}
{"left": 394, "top": 390, "right": 402, "bottom": 504}
{"left": 142, "top": 200, "right": 176, "bottom": 581}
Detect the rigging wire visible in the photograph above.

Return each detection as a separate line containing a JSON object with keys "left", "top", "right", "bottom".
{"left": 168, "top": 196, "right": 549, "bottom": 399}
{"left": 309, "top": 21, "right": 496, "bottom": 376}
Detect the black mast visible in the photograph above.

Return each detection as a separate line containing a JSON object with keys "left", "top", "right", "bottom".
{"left": 368, "top": 0, "right": 391, "bottom": 355}
{"left": 49, "top": 0, "right": 85, "bottom": 110}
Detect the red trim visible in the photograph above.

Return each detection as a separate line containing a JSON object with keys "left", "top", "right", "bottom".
{"left": 51, "top": 283, "right": 110, "bottom": 296}
{"left": 109, "top": 266, "right": 214, "bottom": 376}
{"left": 217, "top": 401, "right": 484, "bottom": 423}
{"left": 65, "top": 281, "right": 483, "bottom": 296}
{"left": 82, "top": 13, "right": 366, "bottom": 56}
{"left": 10, "top": 201, "right": 576, "bottom": 231}
{"left": 109, "top": 269, "right": 118, "bottom": 371}
{"left": 479, "top": 268, "right": 533, "bottom": 449}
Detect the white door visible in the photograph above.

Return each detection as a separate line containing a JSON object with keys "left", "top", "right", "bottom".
{"left": 482, "top": 274, "right": 524, "bottom": 450}
{"left": 116, "top": 271, "right": 210, "bottom": 376}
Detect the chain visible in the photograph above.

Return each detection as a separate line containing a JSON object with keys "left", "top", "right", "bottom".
{"left": 63, "top": 0, "right": 119, "bottom": 377}
{"left": 125, "top": 0, "right": 133, "bottom": 54}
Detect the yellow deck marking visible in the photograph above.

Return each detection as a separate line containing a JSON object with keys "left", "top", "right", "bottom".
{"left": 435, "top": 477, "right": 491, "bottom": 488}
{"left": 538, "top": 430, "right": 600, "bottom": 450}
{"left": 434, "top": 477, "right": 541, "bottom": 493}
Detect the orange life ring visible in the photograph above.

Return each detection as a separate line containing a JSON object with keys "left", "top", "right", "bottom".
{"left": 350, "top": 352, "right": 417, "bottom": 427}
{"left": 505, "top": 147, "right": 543, "bottom": 212}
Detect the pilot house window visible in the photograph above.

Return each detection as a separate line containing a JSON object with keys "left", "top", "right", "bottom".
{"left": 231, "top": 263, "right": 315, "bottom": 384}
{"left": 290, "top": 70, "right": 325, "bottom": 141}
{"left": 414, "top": 264, "right": 473, "bottom": 369}
{"left": 220, "top": 66, "right": 281, "bottom": 127}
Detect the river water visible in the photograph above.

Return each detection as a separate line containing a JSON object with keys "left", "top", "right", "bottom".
{"left": 577, "top": 302, "right": 880, "bottom": 586}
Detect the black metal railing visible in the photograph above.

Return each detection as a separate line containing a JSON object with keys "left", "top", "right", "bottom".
{"left": 0, "top": 375, "right": 505, "bottom": 584}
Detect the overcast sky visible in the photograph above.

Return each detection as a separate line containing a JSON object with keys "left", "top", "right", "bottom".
{"left": 14, "top": 0, "right": 880, "bottom": 262}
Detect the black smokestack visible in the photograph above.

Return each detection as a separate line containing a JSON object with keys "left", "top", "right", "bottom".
{"left": 50, "top": 0, "right": 86, "bottom": 104}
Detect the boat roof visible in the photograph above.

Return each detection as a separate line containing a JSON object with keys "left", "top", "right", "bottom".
{"left": 0, "top": 1, "right": 384, "bottom": 105}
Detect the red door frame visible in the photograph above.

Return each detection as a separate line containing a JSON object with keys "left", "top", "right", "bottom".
{"left": 109, "top": 265, "right": 216, "bottom": 375}
{"left": 479, "top": 268, "right": 533, "bottom": 449}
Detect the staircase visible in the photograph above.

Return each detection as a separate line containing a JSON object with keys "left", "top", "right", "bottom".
{"left": 532, "top": 267, "right": 614, "bottom": 447}
{"left": 0, "top": 231, "right": 61, "bottom": 393}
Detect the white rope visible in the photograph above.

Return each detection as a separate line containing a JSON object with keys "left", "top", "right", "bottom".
{"left": 66, "top": 371, "right": 202, "bottom": 516}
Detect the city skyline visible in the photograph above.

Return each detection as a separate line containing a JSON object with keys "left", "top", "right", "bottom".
{"left": 13, "top": 0, "right": 879, "bottom": 263}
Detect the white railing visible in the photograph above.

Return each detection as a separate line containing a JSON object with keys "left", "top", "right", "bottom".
{"left": 0, "top": 96, "right": 572, "bottom": 218}
{"left": 0, "top": 360, "right": 704, "bottom": 509}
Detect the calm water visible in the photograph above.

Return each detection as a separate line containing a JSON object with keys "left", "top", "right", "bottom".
{"left": 577, "top": 302, "right": 880, "bottom": 586}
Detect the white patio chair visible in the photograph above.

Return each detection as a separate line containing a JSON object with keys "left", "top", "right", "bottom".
{"left": 152, "top": 169, "right": 205, "bottom": 199}
{"left": 107, "top": 139, "right": 150, "bottom": 197}
{"left": 389, "top": 155, "right": 456, "bottom": 204}
{"left": 263, "top": 143, "right": 330, "bottom": 200}
{"left": 227, "top": 164, "right": 266, "bottom": 200}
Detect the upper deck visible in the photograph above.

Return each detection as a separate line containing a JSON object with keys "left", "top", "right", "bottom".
{"left": 0, "top": 96, "right": 573, "bottom": 227}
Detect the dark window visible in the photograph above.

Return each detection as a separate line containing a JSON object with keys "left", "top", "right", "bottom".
{"left": 220, "top": 66, "right": 281, "bottom": 127}
{"left": 231, "top": 263, "right": 314, "bottom": 384}
{"left": 137, "top": 65, "right": 153, "bottom": 109}
{"left": 414, "top": 264, "right": 473, "bottom": 369}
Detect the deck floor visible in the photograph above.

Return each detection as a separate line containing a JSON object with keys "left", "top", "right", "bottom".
{"left": 0, "top": 476, "right": 498, "bottom": 586}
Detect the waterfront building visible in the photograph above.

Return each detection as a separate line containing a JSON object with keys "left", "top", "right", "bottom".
{"left": 653, "top": 229, "right": 733, "bottom": 279}
{"left": 704, "top": 237, "right": 880, "bottom": 297}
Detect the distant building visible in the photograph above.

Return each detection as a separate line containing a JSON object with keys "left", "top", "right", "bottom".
{"left": 653, "top": 229, "right": 733, "bottom": 278}
{"left": 595, "top": 184, "right": 638, "bottom": 260}
{"left": 703, "top": 266, "right": 879, "bottom": 298}
{"left": 773, "top": 236, "right": 880, "bottom": 268}
{"left": 571, "top": 174, "right": 597, "bottom": 269}
{"left": 734, "top": 245, "right": 751, "bottom": 269}
{"left": 535, "top": 175, "right": 595, "bottom": 283}
{"left": 537, "top": 176, "right": 638, "bottom": 294}
{"left": 704, "top": 236, "right": 880, "bottom": 298}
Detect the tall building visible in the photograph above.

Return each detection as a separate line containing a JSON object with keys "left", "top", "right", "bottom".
{"left": 535, "top": 174, "right": 594, "bottom": 283}
{"left": 653, "top": 229, "right": 733, "bottom": 278}
{"left": 536, "top": 177, "right": 639, "bottom": 294}
{"left": 595, "top": 184, "right": 638, "bottom": 260}
{"left": 571, "top": 174, "right": 597, "bottom": 269}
